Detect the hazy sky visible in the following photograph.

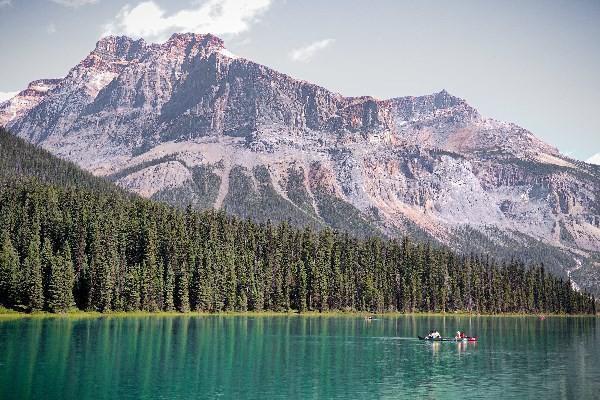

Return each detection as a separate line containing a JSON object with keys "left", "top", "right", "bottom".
{"left": 0, "top": 0, "right": 598, "bottom": 162}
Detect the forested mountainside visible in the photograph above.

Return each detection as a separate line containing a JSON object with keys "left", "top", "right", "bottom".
{"left": 0, "top": 128, "right": 123, "bottom": 195}
{"left": 0, "top": 134, "right": 595, "bottom": 314}
{"left": 1, "top": 33, "right": 599, "bottom": 294}
{"left": 0, "top": 180, "right": 595, "bottom": 314}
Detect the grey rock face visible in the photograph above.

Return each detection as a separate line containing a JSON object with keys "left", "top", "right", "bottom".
{"left": 2, "top": 33, "right": 599, "bottom": 294}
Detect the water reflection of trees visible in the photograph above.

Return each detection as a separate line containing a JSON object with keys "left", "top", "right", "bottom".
{"left": 0, "top": 316, "right": 597, "bottom": 399}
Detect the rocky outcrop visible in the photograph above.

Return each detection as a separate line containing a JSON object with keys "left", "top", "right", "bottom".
{"left": 0, "top": 79, "right": 60, "bottom": 126}
{"left": 2, "top": 33, "right": 599, "bottom": 294}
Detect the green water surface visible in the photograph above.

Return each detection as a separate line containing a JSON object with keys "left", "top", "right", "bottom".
{"left": 0, "top": 315, "right": 598, "bottom": 399}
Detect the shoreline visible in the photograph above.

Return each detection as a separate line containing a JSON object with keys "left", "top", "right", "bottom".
{"left": 0, "top": 308, "right": 597, "bottom": 320}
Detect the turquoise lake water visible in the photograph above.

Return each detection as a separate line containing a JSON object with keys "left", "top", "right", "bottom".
{"left": 0, "top": 315, "right": 598, "bottom": 399}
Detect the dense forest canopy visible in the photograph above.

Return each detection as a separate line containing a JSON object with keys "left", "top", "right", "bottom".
{"left": 0, "top": 128, "right": 124, "bottom": 194}
{"left": 0, "top": 129, "right": 596, "bottom": 314}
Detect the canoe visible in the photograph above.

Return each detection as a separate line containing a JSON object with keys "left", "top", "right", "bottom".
{"left": 418, "top": 336, "right": 478, "bottom": 342}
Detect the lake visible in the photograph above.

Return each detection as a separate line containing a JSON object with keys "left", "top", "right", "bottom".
{"left": 0, "top": 315, "right": 598, "bottom": 399}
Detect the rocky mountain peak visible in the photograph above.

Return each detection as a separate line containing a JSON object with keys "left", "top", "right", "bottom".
{"left": 0, "top": 79, "right": 61, "bottom": 126}
{"left": 24, "top": 79, "right": 61, "bottom": 94}
{"left": 387, "top": 89, "right": 480, "bottom": 127}
{"left": 433, "top": 89, "right": 464, "bottom": 108}
{"left": 92, "top": 33, "right": 227, "bottom": 60}
{"left": 165, "top": 32, "right": 225, "bottom": 50}
{"left": 91, "top": 36, "right": 150, "bottom": 65}
{"left": 73, "top": 36, "right": 147, "bottom": 78}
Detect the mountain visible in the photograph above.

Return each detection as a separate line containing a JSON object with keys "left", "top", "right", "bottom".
{"left": 1, "top": 33, "right": 599, "bottom": 294}
{"left": 0, "top": 135, "right": 594, "bottom": 315}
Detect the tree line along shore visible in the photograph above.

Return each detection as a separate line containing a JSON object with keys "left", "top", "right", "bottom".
{"left": 0, "top": 180, "right": 596, "bottom": 315}
{"left": 0, "top": 128, "right": 596, "bottom": 316}
{"left": 1, "top": 308, "right": 598, "bottom": 319}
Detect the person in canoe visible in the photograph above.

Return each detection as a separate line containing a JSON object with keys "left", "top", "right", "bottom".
{"left": 425, "top": 330, "right": 441, "bottom": 339}
{"left": 455, "top": 331, "right": 466, "bottom": 340}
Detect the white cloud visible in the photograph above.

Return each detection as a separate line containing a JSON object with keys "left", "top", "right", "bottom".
{"left": 103, "top": 0, "right": 272, "bottom": 41}
{"left": 289, "top": 39, "right": 335, "bottom": 62}
{"left": 0, "top": 91, "right": 18, "bottom": 103}
{"left": 47, "top": 23, "right": 57, "bottom": 34}
{"left": 50, "top": 0, "right": 98, "bottom": 7}
{"left": 586, "top": 153, "right": 600, "bottom": 165}
{"left": 0, "top": 0, "right": 12, "bottom": 8}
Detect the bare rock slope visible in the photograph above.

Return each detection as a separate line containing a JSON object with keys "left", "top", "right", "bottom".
{"left": 2, "top": 33, "right": 599, "bottom": 293}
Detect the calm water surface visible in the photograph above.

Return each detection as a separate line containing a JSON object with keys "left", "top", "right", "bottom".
{"left": 0, "top": 315, "right": 598, "bottom": 399}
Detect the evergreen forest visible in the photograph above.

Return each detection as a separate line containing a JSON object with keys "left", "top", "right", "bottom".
{"left": 0, "top": 129, "right": 596, "bottom": 314}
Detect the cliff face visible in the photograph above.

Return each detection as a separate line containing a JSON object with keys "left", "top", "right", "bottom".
{"left": 2, "top": 33, "right": 599, "bottom": 293}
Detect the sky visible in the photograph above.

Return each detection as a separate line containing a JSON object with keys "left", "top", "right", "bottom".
{"left": 0, "top": 0, "right": 599, "bottom": 163}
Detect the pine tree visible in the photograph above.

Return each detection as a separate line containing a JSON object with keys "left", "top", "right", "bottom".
{"left": 198, "top": 246, "right": 214, "bottom": 312}
{"left": 44, "top": 243, "right": 75, "bottom": 313}
{"left": 123, "top": 264, "right": 141, "bottom": 311}
{"left": 60, "top": 243, "right": 75, "bottom": 311}
{"left": 224, "top": 245, "right": 237, "bottom": 311}
{"left": 0, "top": 231, "right": 20, "bottom": 307}
{"left": 175, "top": 261, "right": 190, "bottom": 312}
{"left": 164, "top": 259, "right": 175, "bottom": 311}
{"left": 75, "top": 255, "right": 90, "bottom": 310}
{"left": 141, "top": 220, "right": 160, "bottom": 311}
{"left": 190, "top": 252, "right": 204, "bottom": 311}
{"left": 41, "top": 237, "right": 54, "bottom": 309}
{"left": 295, "top": 259, "right": 308, "bottom": 312}
{"left": 22, "top": 232, "right": 44, "bottom": 311}
{"left": 73, "top": 216, "right": 89, "bottom": 310}
{"left": 46, "top": 246, "right": 63, "bottom": 312}
{"left": 89, "top": 234, "right": 115, "bottom": 312}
